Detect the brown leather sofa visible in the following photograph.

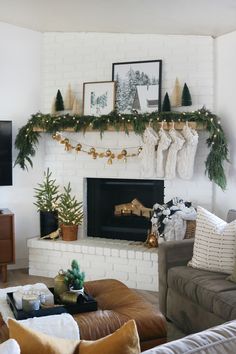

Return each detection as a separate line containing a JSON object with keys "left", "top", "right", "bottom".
{"left": 76, "top": 279, "right": 167, "bottom": 351}
{"left": 0, "top": 279, "right": 167, "bottom": 352}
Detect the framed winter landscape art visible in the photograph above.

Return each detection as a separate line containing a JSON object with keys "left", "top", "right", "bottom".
{"left": 112, "top": 60, "right": 162, "bottom": 114}
{"left": 83, "top": 81, "right": 115, "bottom": 116}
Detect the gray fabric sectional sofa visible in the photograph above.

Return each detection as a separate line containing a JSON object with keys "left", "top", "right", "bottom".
{"left": 142, "top": 320, "right": 236, "bottom": 353}
{"left": 158, "top": 210, "right": 236, "bottom": 335}
{"left": 159, "top": 238, "right": 236, "bottom": 334}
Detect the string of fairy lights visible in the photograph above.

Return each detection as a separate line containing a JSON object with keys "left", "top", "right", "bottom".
{"left": 52, "top": 132, "right": 143, "bottom": 164}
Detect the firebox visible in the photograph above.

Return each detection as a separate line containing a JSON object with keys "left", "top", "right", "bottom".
{"left": 87, "top": 178, "right": 164, "bottom": 242}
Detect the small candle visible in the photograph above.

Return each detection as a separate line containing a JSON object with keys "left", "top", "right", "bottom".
{"left": 22, "top": 294, "right": 40, "bottom": 312}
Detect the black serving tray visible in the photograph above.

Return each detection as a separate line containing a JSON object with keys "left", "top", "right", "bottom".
{"left": 7, "top": 288, "right": 97, "bottom": 320}
{"left": 7, "top": 292, "right": 67, "bottom": 320}
{"left": 49, "top": 288, "right": 98, "bottom": 315}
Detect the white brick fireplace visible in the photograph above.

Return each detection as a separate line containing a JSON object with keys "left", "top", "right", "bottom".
{"left": 28, "top": 129, "right": 212, "bottom": 291}
{"left": 28, "top": 31, "right": 215, "bottom": 290}
{"left": 43, "top": 130, "right": 212, "bottom": 209}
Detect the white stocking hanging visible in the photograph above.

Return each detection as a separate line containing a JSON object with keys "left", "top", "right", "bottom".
{"left": 139, "top": 127, "right": 159, "bottom": 177}
{"left": 165, "top": 128, "right": 185, "bottom": 179}
{"left": 177, "top": 124, "right": 199, "bottom": 179}
{"left": 156, "top": 128, "right": 171, "bottom": 178}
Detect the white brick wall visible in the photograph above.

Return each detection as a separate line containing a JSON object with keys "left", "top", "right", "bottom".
{"left": 40, "top": 32, "right": 214, "bottom": 213}
{"left": 28, "top": 237, "right": 159, "bottom": 291}
{"left": 42, "top": 33, "right": 214, "bottom": 113}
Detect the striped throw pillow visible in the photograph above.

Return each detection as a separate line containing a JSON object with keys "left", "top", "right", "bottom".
{"left": 188, "top": 206, "right": 236, "bottom": 274}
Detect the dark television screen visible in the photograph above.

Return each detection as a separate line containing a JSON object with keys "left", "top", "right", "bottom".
{"left": 0, "top": 121, "right": 12, "bottom": 186}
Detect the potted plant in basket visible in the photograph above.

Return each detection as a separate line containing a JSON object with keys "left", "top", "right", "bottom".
{"left": 34, "top": 168, "right": 60, "bottom": 237}
{"left": 58, "top": 183, "right": 83, "bottom": 241}
{"left": 64, "top": 259, "right": 85, "bottom": 295}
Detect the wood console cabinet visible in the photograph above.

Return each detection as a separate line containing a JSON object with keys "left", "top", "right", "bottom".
{"left": 0, "top": 209, "right": 15, "bottom": 282}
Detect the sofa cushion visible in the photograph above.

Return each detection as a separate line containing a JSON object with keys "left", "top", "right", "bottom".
{"left": 142, "top": 320, "right": 236, "bottom": 354}
{"left": 188, "top": 206, "right": 236, "bottom": 274}
{"left": 213, "top": 290, "right": 236, "bottom": 321}
{"left": 168, "top": 266, "right": 236, "bottom": 313}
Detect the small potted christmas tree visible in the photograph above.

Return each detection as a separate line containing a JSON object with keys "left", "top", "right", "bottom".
{"left": 58, "top": 183, "right": 83, "bottom": 241}
{"left": 34, "top": 168, "right": 60, "bottom": 237}
{"left": 64, "top": 259, "right": 85, "bottom": 294}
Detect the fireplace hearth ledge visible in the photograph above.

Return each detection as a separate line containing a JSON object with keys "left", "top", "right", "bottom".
{"left": 27, "top": 236, "right": 158, "bottom": 291}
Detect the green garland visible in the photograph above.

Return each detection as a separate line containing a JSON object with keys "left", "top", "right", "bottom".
{"left": 14, "top": 108, "right": 229, "bottom": 190}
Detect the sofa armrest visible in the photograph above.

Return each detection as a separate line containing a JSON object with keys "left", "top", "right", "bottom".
{"left": 141, "top": 320, "right": 236, "bottom": 354}
{"left": 158, "top": 239, "right": 194, "bottom": 317}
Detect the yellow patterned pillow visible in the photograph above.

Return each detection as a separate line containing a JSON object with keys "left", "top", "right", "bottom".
{"left": 79, "top": 320, "right": 141, "bottom": 354}
{"left": 9, "top": 318, "right": 140, "bottom": 354}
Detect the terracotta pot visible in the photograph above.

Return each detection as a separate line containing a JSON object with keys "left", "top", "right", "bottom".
{"left": 61, "top": 224, "right": 78, "bottom": 241}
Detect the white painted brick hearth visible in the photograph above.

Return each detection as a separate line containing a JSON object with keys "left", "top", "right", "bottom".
{"left": 28, "top": 237, "right": 158, "bottom": 291}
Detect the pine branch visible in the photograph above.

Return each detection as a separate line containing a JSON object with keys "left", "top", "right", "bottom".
{"left": 14, "top": 108, "right": 229, "bottom": 190}
{"left": 58, "top": 183, "right": 83, "bottom": 225}
{"left": 34, "top": 168, "right": 60, "bottom": 211}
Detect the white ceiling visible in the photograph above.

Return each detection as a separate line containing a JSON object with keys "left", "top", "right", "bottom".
{"left": 0, "top": 0, "right": 236, "bottom": 37}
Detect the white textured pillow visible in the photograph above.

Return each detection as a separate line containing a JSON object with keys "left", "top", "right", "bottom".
{"left": 0, "top": 339, "right": 20, "bottom": 354}
{"left": 19, "top": 313, "right": 80, "bottom": 340}
{"left": 188, "top": 206, "right": 236, "bottom": 274}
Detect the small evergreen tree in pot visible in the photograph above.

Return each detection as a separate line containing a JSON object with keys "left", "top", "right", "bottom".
{"left": 58, "top": 183, "right": 83, "bottom": 241}
{"left": 64, "top": 259, "right": 85, "bottom": 292}
{"left": 34, "top": 168, "right": 60, "bottom": 237}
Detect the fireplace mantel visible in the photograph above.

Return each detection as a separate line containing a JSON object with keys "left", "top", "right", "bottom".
{"left": 33, "top": 121, "right": 205, "bottom": 132}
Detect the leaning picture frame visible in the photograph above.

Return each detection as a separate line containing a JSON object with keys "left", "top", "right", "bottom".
{"left": 112, "top": 60, "right": 162, "bottom": 114}
{"left": 83, "top": 81, "right": 116, "bottom": 116}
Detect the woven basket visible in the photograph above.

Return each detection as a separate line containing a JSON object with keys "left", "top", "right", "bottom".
{"left": 184, "top": 220, "right": 196, "bottom": 239}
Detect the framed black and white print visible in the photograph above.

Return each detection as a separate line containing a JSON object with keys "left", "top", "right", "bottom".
{"left": 83, "top": 81, "right": 115, "bottom": 116}
{"left": 112, "top": 60, "right": 162, "bottom": 114}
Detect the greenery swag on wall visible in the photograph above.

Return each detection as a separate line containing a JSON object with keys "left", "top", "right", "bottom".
{"left": 14, "top": 107, "right": 229, "bottom": 190}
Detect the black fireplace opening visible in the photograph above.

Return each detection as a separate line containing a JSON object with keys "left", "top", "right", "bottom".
{"left": 87, "top": 178, "right": 164, "bottom": 242}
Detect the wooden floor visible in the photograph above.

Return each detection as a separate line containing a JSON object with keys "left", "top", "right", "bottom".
{"left": 0, "top": 268, "right": 158, "bottom": 307}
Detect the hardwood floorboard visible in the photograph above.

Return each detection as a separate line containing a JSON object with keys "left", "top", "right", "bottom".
{"left": 0, "top": 268, "right": 54, "bottom": 289}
